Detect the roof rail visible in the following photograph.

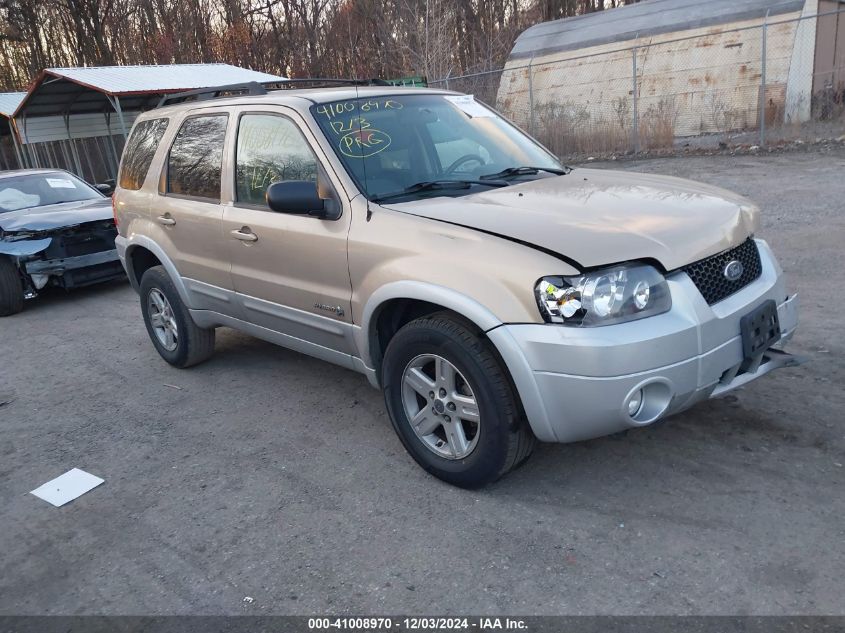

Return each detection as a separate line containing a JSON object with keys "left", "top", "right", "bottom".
{"left": 157, "top": 81, "right": 268, "bottom": 107}
{"left": 155, "top": 77, "right": 396, "bottom": 108}
{"left": 277, "top": 78, "right": 392, "bottom": 87}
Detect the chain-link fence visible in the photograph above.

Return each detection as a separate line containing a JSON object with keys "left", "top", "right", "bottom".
{"left": 431, "top": 5, "right": 845, "bottom": 159}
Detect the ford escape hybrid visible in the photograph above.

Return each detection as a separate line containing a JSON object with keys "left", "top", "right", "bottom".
{"left": 114, "top": 83, "right": 800, "bottom": 488}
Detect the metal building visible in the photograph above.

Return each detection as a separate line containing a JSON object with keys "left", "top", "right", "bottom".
{"left": 498, "top": 0, "right": 845, "bottom": 141}
{"left": 9, "top": 64, "right": 285, "bottom": 182}
{"left": 0, "top": 92, "right": 26, "bottom": 170}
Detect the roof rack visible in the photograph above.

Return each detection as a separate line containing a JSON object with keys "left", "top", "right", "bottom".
{"left": 157, "top": 81, "right": 268, "bottom": 107}
{"left": 156, "top": 78, "right": 394, "bottom": 108}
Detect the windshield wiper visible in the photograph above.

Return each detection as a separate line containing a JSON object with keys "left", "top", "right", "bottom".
{"left": 371, "top": 179, "right": 507, "bottom": 203}
{"left": 480, "top": 165, "right": 571, "bottom": 180}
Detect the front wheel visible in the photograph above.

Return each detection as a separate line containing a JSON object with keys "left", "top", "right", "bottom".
{"left": 0, "top": 256, "right": 24, "bottom": 317}
{"left": 382, "top": 313, "right": 535, "bottom": 488}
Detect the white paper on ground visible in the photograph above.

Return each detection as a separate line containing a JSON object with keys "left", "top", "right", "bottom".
{"left": 30, "top": 468, "right": 104, "bottom": 507}
{"left": 443, "top": 95, "right": 494, "bottom": 118}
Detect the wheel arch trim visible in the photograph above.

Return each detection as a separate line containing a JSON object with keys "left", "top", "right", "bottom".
{"left": 356, "top": 281, "right": 556, "bottom": 442}
{"left": 486, "top": 326, "right": 557, "bottom": 442}
{"left": 121, "top": 235, "right": 192, "bottom": 307}
{"left": 356, "top": 281, "right": 503, "bottom": 369}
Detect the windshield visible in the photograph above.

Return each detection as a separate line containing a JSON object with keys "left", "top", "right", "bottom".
{"left": 311, "top": 93, "right": 563, "bottom": 201}
{"left": 0, "top": 172, "right": 102, "bottom": 214}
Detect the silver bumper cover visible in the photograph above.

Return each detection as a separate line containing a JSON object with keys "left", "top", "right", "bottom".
{"left": 490, "top": 239, "right": 801, "bottom": 443}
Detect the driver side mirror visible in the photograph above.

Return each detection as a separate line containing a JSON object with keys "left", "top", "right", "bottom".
{"left": 266, "top": 181, "right": 338, "bottom": 219}
{"left": 95, "top": 182, "right": 114, "bottom": 195}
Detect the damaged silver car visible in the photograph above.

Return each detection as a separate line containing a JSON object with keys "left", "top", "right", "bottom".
{"left": 0, "top": 169, "right": 124, "bottom": 316}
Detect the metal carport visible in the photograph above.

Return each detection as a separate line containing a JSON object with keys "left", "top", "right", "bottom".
{"left": 0, "top": 92, "right": 26, "bottom": 171}
{"left": 11, "top": 64, "right": 285, "bottom": 183}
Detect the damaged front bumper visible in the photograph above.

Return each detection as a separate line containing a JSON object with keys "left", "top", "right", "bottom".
{"left": 24, "top": 249, "right": 124, "bottom": 290}
{"left": 1, "top": 219, "right": 125, "bottom": 294}
{"left": 25, "top": 249, "right": 120, "bottom": 275}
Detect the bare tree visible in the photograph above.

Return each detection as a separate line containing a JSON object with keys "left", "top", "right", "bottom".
{"left": 0, "top": 0, "right": 637, "bottom": 91}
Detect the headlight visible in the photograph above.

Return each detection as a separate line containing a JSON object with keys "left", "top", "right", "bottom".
{"left": 535, "top": 264, "right": 671, "bottom": 326}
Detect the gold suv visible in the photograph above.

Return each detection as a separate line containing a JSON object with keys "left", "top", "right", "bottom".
{"left": 114, "top": 83, "right": 800, "bottom": 487}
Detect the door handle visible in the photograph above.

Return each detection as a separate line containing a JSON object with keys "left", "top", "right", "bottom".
{"left": 230, "top": 227, "right": 258, "bottom": 242}
{"left": 157, "top": 214, "right": 176, "bottom": 226}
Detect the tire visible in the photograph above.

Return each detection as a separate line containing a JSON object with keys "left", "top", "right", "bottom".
{"left": 382, "top": 312, "right": 535, "bottom": 488}
{"left": 0, "top": 256, "right": 24, "bottom": 317}
{"left": 139, "top": 265, "right": 215, "bottom": 368}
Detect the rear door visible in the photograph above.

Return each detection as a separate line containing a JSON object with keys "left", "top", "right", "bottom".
{"left": 221, "top": 107, "right": 355, "bottom": 359}
{"left": 153, "top": 110, "right": 235, "bottom": 314}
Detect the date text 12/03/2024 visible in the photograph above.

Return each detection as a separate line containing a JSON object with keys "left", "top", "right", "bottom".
{"left": 307, "top": 617, "right": 529, "bottom": 630}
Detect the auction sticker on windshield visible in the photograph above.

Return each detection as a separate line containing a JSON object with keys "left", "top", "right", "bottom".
{"left": 46, "top": 178, "right": 76, "bottom": 189}
{"left": 443, "top": 95, "right": 493, "bottom": 118}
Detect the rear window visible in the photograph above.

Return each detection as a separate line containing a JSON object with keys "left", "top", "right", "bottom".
{"left": 119, "top": 118, "right": 169, "bottom": 190}
{"left": 166, "top": 115, "right": 228, "bottom": 201}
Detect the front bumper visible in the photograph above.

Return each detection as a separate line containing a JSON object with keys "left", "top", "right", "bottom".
{"left": 24, "top": 249, "right": 124, "bottom": 289}
{"left": 489, "top": 239, "right": 801, "bottom": 443}
{"left": 25, "top": 249, "right": 120, "bottom": 275}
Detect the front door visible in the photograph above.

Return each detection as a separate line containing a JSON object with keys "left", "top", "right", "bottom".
{"left": 222, "top": 110, "right": 355, "bottom": 357}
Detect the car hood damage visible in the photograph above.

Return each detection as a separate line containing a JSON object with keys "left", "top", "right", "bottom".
{"left": 383, "top": 168, "right": 760, "bottom": 271}
{"left": 0, "top": 198, "right": 113, "bottom": 233}
{"left": 0, "top": 198, "right": 115, "bottom": 257}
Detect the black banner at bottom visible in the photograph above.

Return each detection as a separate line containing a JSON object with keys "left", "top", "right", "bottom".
{"left": 1, "top": 616, "right": 844, "bottom": 633}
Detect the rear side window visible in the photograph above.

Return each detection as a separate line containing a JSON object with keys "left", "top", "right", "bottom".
{"left": 119, "top": 118, "right": 169, "bottom": 190}
{"left": 166, "top": 115, "right": 228, "bottom": 201}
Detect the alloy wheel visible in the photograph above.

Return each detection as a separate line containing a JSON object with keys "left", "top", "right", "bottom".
{"left": 401, "top": 354, "right": 481, "bottom": 459}
{"left": 148, "top": 288, "right": 178, "bottom": 352}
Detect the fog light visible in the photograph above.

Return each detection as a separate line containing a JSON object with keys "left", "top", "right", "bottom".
{"left": 627, "top": 389, "right": 644, "bottom": 417}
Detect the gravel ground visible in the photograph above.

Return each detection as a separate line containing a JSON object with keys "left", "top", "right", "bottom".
{"left": 0, "top": 149, "right": 843, "bottom": 616}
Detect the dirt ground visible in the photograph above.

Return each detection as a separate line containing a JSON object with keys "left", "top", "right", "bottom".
{"left": 1, "top": 149, "right": 843, "bottom": 616}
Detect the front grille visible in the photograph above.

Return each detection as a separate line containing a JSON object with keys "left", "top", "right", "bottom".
{"left": 681, "top": 238, "right": 762, "bottom": 305}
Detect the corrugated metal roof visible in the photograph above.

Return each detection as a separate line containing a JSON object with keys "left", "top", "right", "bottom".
{"left": 0, "top": 92, "right": 26, "bottom": 117}
{"left": 509, "top": 0, "right": 806, "bottom": 60}
{"left": 41, "top": 63, "right": 286, "bottom": 95}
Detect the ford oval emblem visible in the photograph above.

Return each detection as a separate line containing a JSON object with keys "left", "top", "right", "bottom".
{"left": 724, "top": 260, "right": 744, "bottom": 282}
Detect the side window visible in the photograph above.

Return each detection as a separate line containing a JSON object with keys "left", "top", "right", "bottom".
{"left": 167, "top": 115, "right": 228, "bottom": 201}
{"left": 235, "top": 114, "right": 318, "bottom": 206}
{"left": 119, "top": 118, "right": 169, "bottom": 190}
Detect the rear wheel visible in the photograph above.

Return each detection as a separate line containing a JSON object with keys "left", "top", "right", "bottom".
{"left": 139, "top": 265, "right": 215, "bottom": 367}
{"left": 382, "top": 313, "right": 535, "bottom": 488}
{"left": 0, "top": 256, "right": 24, "bottom": 317}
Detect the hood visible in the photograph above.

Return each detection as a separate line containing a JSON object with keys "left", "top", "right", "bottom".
{"left": 382, "top": 168, "right": 760, "bottom": 271}
{"left": 0, "top": 198, "right": 113, "bottom": 233}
